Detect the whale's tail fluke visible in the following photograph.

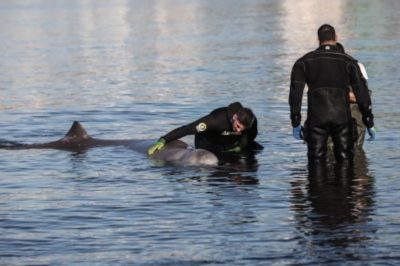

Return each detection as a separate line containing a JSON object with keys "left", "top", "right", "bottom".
{"left": 0, "top": 140, "right": 24, "bottom": 149}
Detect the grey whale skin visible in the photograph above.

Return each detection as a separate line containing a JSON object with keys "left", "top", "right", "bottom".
{"left": 2, "top": 121, "right": 218, "bottom": 166}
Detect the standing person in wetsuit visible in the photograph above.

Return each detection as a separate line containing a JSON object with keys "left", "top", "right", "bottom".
{"left": 327, "top": 42, "right": 371, "bottom": 148}
{"left": 147, "top": 102, "right": 260, "bottom": 156}
{"left": 289, "top": 24, "right": 376, "bottom": 163}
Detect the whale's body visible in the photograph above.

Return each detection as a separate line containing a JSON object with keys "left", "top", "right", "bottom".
{"left": 1, "top": 121, "right": 218, "bottom": 166}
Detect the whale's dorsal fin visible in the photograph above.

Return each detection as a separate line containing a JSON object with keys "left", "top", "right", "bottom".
{"left": 64, "top": 121, "right": 90, "bottom": 140}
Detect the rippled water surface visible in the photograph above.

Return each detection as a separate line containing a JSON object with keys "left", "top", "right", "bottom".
{"left": 1, "top": 0, "right": 399, "bottom": 265}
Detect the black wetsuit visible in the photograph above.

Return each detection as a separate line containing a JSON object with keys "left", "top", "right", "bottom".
{"left": 162, "top": 102, "right": 258, "bottom": 154}
{"left": 289, "top": 44, "right": 374, "bottom": 163}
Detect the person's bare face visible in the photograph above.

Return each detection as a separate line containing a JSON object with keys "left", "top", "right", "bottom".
{"left": 232, "top": 114, "right": 247, "bottom": 133}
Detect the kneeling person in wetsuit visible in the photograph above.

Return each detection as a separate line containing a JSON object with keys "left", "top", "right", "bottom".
{"left": 148, "top": 102, "right": 260, "bottom": 156}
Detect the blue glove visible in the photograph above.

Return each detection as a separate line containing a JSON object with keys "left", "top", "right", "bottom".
{"left": 292, "top": 125, "right": 304, "bottom": 140}
{"left": 367, "top": 127, "right": 376, "bottom": 141}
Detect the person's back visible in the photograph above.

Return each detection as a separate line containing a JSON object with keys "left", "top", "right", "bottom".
{"left": 299, "top": 45, "right": 355, "bottom": 128}
{"left": 289, "top": 24, "right": 375, "bottom": 163}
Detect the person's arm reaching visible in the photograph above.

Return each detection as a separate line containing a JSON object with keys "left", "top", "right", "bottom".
{"left": 147, "top": 114, "right": 216, "bottom": 156}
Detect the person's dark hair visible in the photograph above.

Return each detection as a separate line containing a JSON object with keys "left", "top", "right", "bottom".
{"left": 236, "top": 108, "right": 255, "bottom": 128}
{"left": 318, "top": 24, "right": 336, "bottom": 42}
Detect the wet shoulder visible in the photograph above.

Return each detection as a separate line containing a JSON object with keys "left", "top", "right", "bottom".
{"left": 300, "top": 49, "right": 358, "bottom": 63}
{"left": 210, "top": 106, "right": 227, "bottom": 116}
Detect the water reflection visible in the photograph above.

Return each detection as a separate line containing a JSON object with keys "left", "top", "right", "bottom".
{"left": 153, "top": 152, "right": 261, "bottom": 229}
{"left": 290, "top": 150, "right": 376, "bottom": 257}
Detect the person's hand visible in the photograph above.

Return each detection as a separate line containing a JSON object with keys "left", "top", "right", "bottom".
{"left": 348, "top": 91, "right": 357, "bottom": 103}
{"left": 292, "top": 125, "right": 304, "bottom": 140}
{"left": 367, "top": 127, "right": 376, "bottom": 141}
{"left": 147, "top": 138, "right": 166, "bottom": 156}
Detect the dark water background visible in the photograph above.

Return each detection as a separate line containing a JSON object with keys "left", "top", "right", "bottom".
{"left": 1, "top": 0, "right": 399, "bottom": 265}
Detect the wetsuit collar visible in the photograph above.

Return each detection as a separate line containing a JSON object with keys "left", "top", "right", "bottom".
{"left": 318, "top": 44, "right": 342, "bottom": 51}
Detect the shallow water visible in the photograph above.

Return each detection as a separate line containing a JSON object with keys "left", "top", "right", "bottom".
{"left": 1, "top": 0, "right": 399, "bottom": 265}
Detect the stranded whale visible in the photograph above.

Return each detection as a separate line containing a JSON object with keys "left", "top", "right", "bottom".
{"left": 0, "top": 121, "right": 218, "bottom": 166}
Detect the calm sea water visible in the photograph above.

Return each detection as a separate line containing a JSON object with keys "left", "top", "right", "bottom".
{"left": 1, "top": 0, "right": 399, "bottom": 265}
